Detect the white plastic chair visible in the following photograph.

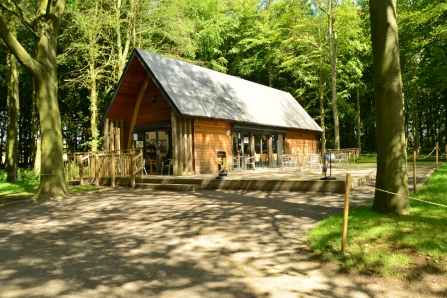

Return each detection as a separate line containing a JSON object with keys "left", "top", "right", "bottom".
{"left": 279, "top": 154, "right": 294, "bottom": 172}
{"left": 225, "top": 155, "right": 238, "bottom": 172}
{"left": 305, "top": 154, "right": 322, "bottom": 171}
{"left": 245, "top": 152, "right": 257, "bottom": 170}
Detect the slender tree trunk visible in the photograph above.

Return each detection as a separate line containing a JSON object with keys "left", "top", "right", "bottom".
{"left": 357, "top": 79, "right": 361, "bottom": 154}
{"left": 369, "top": 0, "right": 409, "bottom": 214}
{"left": 116, "top": 0, "right": 132, "bottom": 78}
{"left": 319, "top": 67, "right": 326, "bottom": 153}
{"left": 5, "top": 15, "right": 19, "bottom": 182}
{"left": 328, "top": 0, "right": 340, "bottom": 151}
{"left": 31, "top": 78, "right": 40, "bottom": 171}
{"left": 89, "top": 2, "right": 99, "bottom": 152}
{"left": 413, "top": 89, "right": 419, "bottom": 153}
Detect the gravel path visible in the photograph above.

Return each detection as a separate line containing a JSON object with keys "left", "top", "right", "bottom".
{"left": 0, "top": 165, "right": 445, "bottom": 298}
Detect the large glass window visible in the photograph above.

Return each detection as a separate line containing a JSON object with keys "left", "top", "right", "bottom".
{"left": 233, "top": 131, "right": 284, "bottom": 168}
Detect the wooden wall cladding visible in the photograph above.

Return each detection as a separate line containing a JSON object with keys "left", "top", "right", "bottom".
{"left": 106, "top": 58, "right": 146, "bottom": 120}
{"left": 135, "top": 81, "right": 171, "bottom": 126}
{"left": 285, "top": 130, "right": 319, "bottom": 154}
{"left": 194, "top": 119, "right": 232, "bottom": 174}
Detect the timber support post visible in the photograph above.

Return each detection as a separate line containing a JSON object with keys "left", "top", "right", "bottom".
{"left": 130, "top": 152, "right": 136, "bottom": 188}
{"left": 95, "top": 153, "right": 100, "bottom": 187}
{"left": 67, "top": 156, "right": 72, "bottom": 181}
{"left": 111, "top": 153, "right": 116, "bottom": 188}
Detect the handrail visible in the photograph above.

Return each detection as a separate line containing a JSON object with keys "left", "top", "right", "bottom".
{"left": 65, "top": 149, "right": 144, "bottom": 186}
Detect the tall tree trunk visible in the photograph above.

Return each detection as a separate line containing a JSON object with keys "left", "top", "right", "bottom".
{"left": 413, "top": 89, "right": 419, "bottom": 153}
{"left": 116, "top": 0, "right": 132, "bottom": 78}
{"left": 31, "top": 78, "right": 40, "bottom": 170}
{"left": 357, "top": 79, "right": 361, "bottom": 154}
{"left": 319, "top": 67, "right": 326, "bottom": 153}
{"left": 369, "top": 0, "right": 409, "bottom": 215}
{"left": 89, "top": 1, "right": 99, "bottom": 152}
{"left": 328, "top": 0, "right": 340, "bottom": 151}
{"left": 5, "top": 14, "right": 19, "bottom": 182}
{"left": 0, "top": 0, "right": 68, "bottom": 199}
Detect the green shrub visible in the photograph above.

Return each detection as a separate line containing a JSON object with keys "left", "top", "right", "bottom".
{"left": 0, "top": 168, "right": 40, "bottom": 183}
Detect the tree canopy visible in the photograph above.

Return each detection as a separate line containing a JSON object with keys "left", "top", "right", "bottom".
{"left": 1, "top": 0, "right": 446, "bottom": 205}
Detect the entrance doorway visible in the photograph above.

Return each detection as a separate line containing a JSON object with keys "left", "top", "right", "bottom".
{"left": 145, "top": 129, "right": 171, "bottom": 174}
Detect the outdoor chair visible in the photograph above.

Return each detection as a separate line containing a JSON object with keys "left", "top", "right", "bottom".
{"left": 305, "top": 154, "right": 322, "bottom": 171}
{"left": 145, "top": 157, "right": 157, "bottom": 173}
{"left": 279, "top": 154, "right": 294, "bottom": 172}
{"left": 245, "top": 152, "right": 257, "bottom": 170}
{"left": 225, "top": 155, "right": 238, "bottom": 172}
{"left": 335, "top": 152, "right": 349, "bottom": 167}
{"left": 161, "top": 158, "right": 173, "bottom": 175}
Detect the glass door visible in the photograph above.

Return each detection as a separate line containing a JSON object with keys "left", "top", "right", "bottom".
{"left": 145, "top": 129, "right": 171, "bottom": 174}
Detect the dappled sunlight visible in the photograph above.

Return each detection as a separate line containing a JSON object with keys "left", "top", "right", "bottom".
{"left": 0, "top": 188, "right": 413, "bottom": 297}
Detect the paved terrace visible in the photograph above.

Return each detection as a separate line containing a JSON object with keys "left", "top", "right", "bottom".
{"left": 77, "top": 164, "right": 437, "bottom": 193}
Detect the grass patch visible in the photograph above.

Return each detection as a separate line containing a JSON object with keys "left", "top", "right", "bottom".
{"left": 308, "top": 165, "right": 447, "bottom": 279}
{"left": 0, "top": 168, "right": 104, "bottom": 205}
{"left": 0, "top": 182, "right": 104, "bottom": 204}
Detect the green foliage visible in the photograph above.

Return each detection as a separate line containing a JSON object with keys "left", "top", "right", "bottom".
{"left": 0, "top": 168, "right": 39, "bottom": 183}
{"left": 308, "top": 166, "right": 447, "bottom": 278}
{"left": 1, "top": 0, "right": 446, "bottom": 163}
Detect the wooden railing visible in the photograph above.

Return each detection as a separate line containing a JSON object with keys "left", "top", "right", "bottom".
{"left": 64, "top": 149, "right": 144, "bottom": 188}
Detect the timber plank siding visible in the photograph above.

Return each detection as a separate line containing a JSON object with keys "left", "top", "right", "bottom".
{"left": 194, "top": 119, "right": 232, "bottom": 174}
{"left": 286, "top": 129, "right": 319, "bottom": 154}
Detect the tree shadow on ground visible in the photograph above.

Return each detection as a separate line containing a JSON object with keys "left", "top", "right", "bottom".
{"left": 0, "top": 187, "right": 443, "bottom": 297}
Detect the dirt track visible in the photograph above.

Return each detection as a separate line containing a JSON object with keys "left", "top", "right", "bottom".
{"left": 0, "top": 166, "right": 446, "bottom": 298}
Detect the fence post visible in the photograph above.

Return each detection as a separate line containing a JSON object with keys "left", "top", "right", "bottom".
{"left": 78, "top": 155, "right": 84, "bottom": 186}
{"left": 131, "top": 152, "right": 136, "bottom": 188}
{"left": 413, "top": 151, "right": 417, "bottom": 194}
{"left": 111, "top": 153, "right": 116, "bottom": 188}
{"left": 341, "top": 174, "right": 351, "bottom": 253}
{"left": 67, "top": 156, "right": 72, "bottom": 181}
{"left": 436, "top": 142, "right": 439, "bottom": 170}
{"left": 140, "top": 149, "right": 144, "bottom": 178}
{"left": 95, "top": 153, "right": 100, "bottom": 187}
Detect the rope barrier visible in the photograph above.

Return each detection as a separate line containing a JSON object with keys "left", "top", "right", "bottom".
{"left": 40, "top": 172, "right": 65, "bottom": 176}
{"left": 420, "top": 146, "right": 437, "bottom": 159}
{"left": 374, "top": 187, "right": 447, "bottom": 208}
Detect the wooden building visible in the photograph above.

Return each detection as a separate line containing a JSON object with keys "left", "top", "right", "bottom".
{"left": 100, "top": 49, "right": 323, "bottom": 175}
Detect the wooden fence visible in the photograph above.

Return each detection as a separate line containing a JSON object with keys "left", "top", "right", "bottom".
{"left": 64, "top": 149, "right": 144, "bottom": 188}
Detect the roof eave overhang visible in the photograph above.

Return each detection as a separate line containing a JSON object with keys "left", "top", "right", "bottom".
{"left": 99, "top": 50, "right": 138, "bottom": 127}
{"left": 133, "top": 49, "right": 182, "bottom": 118}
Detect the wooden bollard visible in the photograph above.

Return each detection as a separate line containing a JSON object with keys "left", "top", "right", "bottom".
{"left": 78, "top": 155, "right": 84, "bottom": 186}
{"left": 341, "top": 173, "right": 351, "bottom": 253}
{"left": 413, "top": 151, "right": 417, "bottom": 194}
{"left": 95, "top": 153, "right": 100, "bottom": 187}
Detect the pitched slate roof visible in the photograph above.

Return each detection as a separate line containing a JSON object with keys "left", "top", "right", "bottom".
{"left": 106, "top": 48, "right": 322, "bottom": 132}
